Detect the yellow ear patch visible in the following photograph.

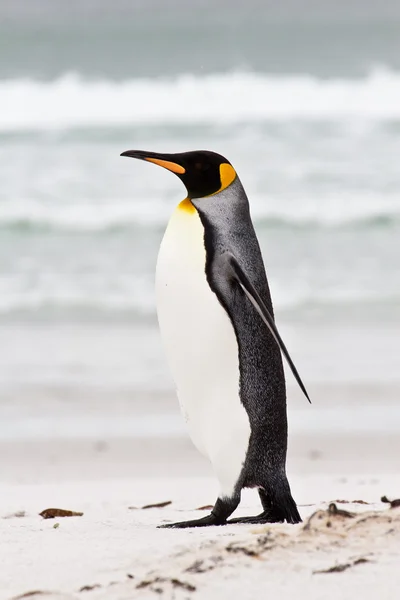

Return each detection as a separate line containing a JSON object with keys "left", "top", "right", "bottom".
{"left": 145, "top": 157, "right": 185, "bottom": 174}
{"left": 177, "top": 198, "right": 196, "bottom": 214}
{"left": 207, "top": 163, "right": 237, "bottom": 196}
{"left": 219, "top": 163, "right": 236, "bottom": 190}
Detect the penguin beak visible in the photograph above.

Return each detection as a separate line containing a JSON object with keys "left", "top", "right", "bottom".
{"left": 120, "top": 150, "right": 186, "bottom": 175}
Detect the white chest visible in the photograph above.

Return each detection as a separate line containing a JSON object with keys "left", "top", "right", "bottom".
{"left": 155, "top": 199, "right": 251, "bottom": 497}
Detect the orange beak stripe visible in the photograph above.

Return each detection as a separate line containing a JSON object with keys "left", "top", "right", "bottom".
{"left": 145, "top": 157, "right": 185, "bottom": 174}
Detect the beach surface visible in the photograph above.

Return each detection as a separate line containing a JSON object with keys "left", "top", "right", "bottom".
{"left": 1, "top": 408, "right": 399, "bottom": 600}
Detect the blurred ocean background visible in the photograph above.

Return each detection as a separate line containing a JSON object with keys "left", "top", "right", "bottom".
{"left": 1, "top": 0, "right": 399, "bottom": 441}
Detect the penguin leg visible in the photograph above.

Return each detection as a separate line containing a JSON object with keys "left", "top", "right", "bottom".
{"left": 227, "top": 487, "right": 301, "bottom": 525}
{"left": 158, "top": 495, "right": 240, "bottom": 529}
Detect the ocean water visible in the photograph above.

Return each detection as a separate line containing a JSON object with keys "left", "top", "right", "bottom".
{"left": 1, "top": 0, "right": 400, "bottom": 438}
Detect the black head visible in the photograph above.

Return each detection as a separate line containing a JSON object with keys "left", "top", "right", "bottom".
{"left": 120, "top": 149, "right": 237, "bottom": 199}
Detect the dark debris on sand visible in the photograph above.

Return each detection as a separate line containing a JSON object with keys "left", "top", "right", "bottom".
{"left": 39, "top": 508, "right": 83, "bottom": 519}
{"left": 195, "top": 504, "right": 214, "bottom": 511}
{"left": 313, "top": 557, "right": 370, "bottom": 575}
{"left": 3, "top": 510, "right": 26, "bottom": 519}
{"left": 186, "top": 557, "right": 223, "bottom": 574}
{"left": 79, "top": 584, "right": 101, "bottom": 592}
{"left": 381, "top": 495, "right": 400, "bottom": 508}
{"left": 335, "top": 499, "right": 370, "bottom": 505}
{"left": 304, "top": 502, "right": 355, "bottom": 531}
{"left": 136, "top": 577, "right": 196, "bottom": 593}
{"left": 12, "top": 593, "right": 48, "bottom": 599}
{"left": 129, "top": 500, "right": 172, "bottom": 510}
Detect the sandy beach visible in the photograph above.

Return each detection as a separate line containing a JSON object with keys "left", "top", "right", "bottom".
{"left": 1, "top": 415, "right": 399, "bottom": 600}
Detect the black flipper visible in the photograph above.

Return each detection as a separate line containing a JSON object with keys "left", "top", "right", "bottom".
{"left": 224, "top": 252, "right": 311, "bottom": 404}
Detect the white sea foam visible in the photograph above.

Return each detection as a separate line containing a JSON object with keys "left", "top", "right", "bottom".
{"left": 0, "top": 275, "right": 398, "bottom": 317}
{"left": 0, "top": 199, "right": 171, "bottom": 230}
{"left": 2, "top": 66, "right": 400, "bottom": 131}
{"left": 0, "top": 192, "right": 399, "bottom": 231}
{"left": 0, "top": 279, "right": 155, "bottom": 315}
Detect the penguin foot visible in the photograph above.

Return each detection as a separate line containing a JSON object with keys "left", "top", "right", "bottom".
{"left": 227, "top": 510, "right": 285, "bottom": 525}
{"left": 158, "top": 513, "right": 226, "bottom": 529}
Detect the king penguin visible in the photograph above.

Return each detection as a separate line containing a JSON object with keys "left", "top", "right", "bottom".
{"left": 121, "top": 149, "right": 310, "bottom": 528}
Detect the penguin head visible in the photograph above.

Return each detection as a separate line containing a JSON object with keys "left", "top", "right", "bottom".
{"left": 120, "top": 149, "right": 237, "bottom": 199}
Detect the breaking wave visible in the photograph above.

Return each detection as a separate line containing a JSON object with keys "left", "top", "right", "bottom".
{"left": 2, "top": 66, "right": 400, "bottom": 131}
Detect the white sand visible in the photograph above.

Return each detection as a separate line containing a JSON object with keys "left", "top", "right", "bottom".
{"left": 1, "top": 432, "right": 400, "bottom": 600}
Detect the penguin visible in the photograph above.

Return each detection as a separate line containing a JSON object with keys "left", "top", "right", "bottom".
{"left": 121, "top": 149, "right": 310, "bottom": 528}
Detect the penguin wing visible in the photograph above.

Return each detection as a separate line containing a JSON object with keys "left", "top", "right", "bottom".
{"left": 223, "top": 252, "right": 311, "bottom": 404}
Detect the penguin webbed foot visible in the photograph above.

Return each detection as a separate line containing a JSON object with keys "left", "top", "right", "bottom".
{"left": 158, "top": 496, "right": 240, "bottom": 529}
{"left": 158, "top": 513, "right": 226, "bottom": 529}
{"left": 227, "top": 510, "right": 285, "bottom": 525}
